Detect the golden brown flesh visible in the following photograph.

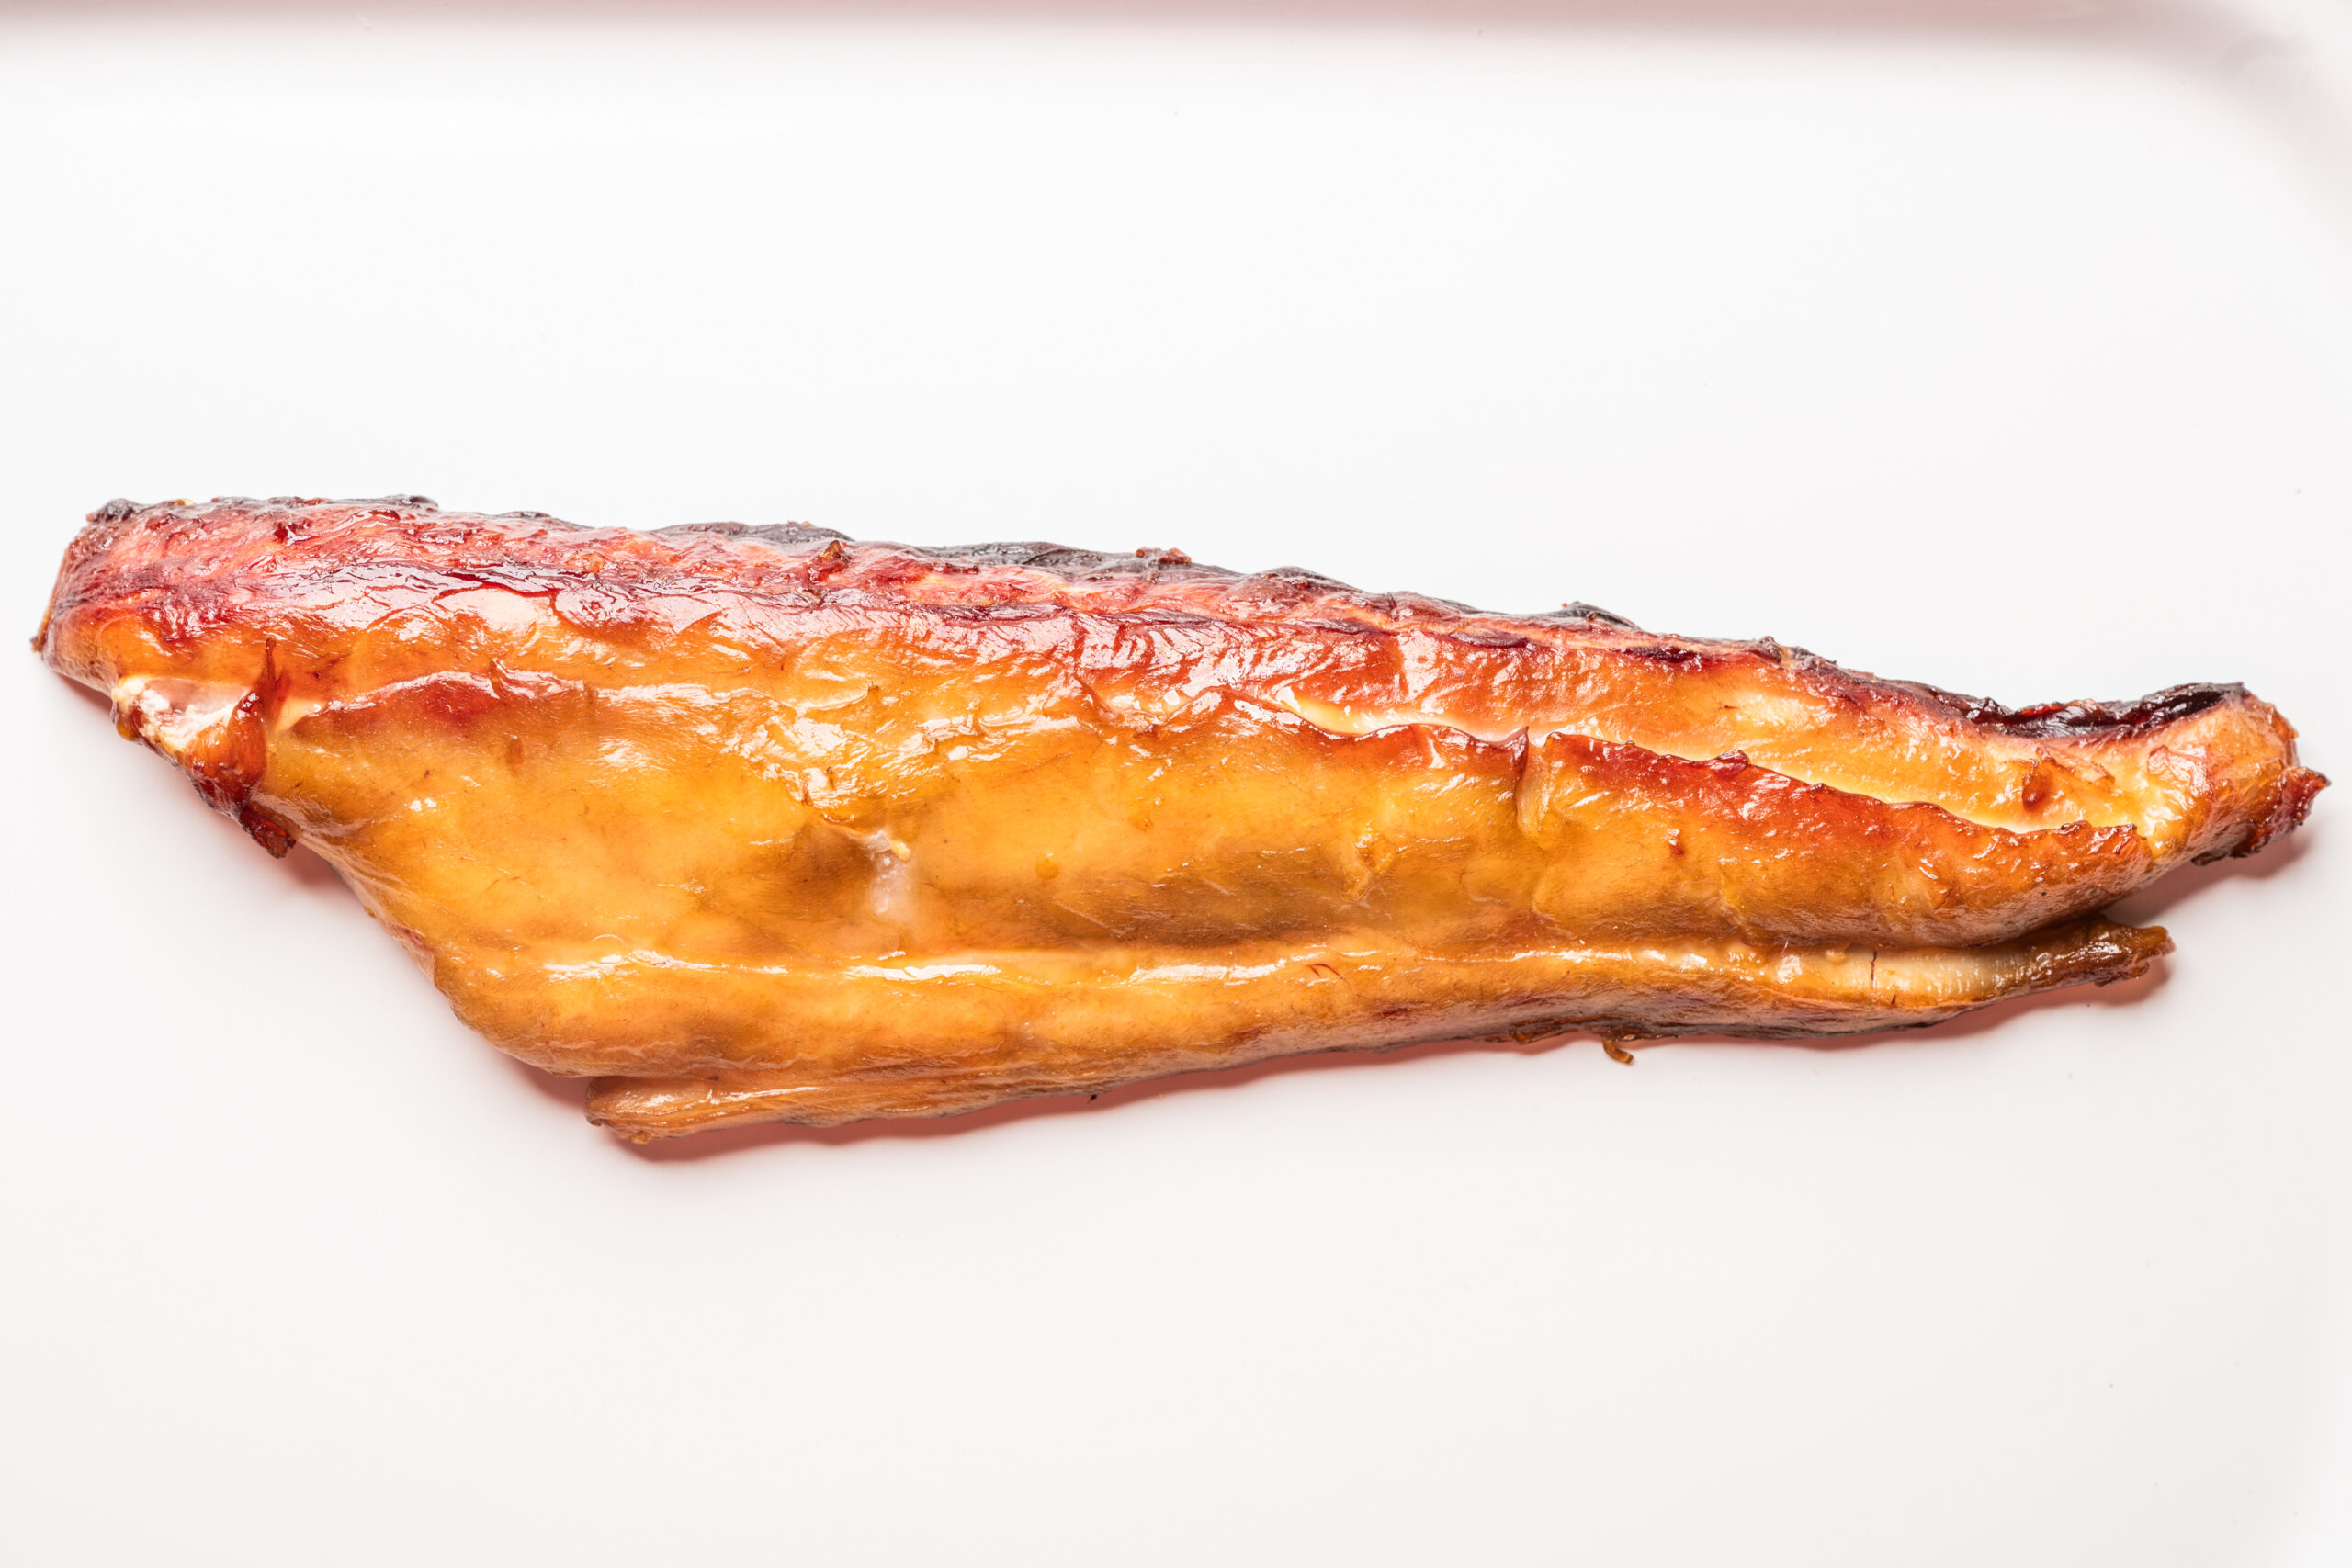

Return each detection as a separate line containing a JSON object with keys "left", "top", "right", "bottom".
{"left": 37, "top": 497, "right": 2324, "bottom": 1138}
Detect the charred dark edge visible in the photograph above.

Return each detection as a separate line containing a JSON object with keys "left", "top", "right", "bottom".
{"left": 657, "top": 518, "right": 848, "bottom": 547}
{"left": 1873, "top": 673, "right": 2237, "bottom": 738}
{"left": 65, "top": 499, "right": 2260, "bottom": 738}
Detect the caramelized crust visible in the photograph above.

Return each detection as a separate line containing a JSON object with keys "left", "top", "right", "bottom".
{"left": 37, "top": 497, "right": 2323, "bottom": 1136}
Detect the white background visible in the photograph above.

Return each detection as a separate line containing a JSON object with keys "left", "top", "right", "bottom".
{"left": 3, "top": 4, "right": 2347, "bottom": 1562}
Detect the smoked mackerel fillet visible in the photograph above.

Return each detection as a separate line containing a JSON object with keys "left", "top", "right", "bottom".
{"left": 36, "top": 497, "right": 2325, "bottom": 1138}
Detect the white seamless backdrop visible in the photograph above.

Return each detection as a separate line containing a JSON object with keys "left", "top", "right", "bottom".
{"left": 2, "top": 6, "right": 2346, "bottom": 1564}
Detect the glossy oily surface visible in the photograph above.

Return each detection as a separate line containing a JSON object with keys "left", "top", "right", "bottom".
{"left": 38, "top": 496, "right": 2321, "bottom": 1135}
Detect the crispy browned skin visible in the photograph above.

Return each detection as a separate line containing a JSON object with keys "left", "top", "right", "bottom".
{"left": 37, "top": 497, "right": 2324, "bottom": 1137}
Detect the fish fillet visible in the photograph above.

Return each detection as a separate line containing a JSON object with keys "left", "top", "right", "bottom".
{"left": 36, "top": 496, "right": 2324, "bottom": 1138}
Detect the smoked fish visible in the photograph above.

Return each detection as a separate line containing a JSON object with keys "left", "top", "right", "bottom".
{"left": 36, "top": 497, "right": 2324, "bottom": 1137}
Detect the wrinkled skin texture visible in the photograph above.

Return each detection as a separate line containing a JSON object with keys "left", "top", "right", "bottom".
{"left": 37, "top": 497, "right": 2325, "bottom": 1138}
